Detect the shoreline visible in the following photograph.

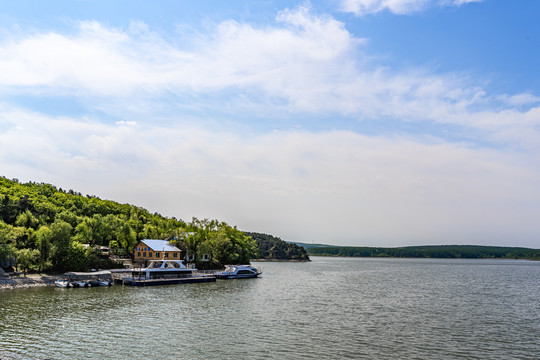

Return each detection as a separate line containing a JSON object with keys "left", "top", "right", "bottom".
{"left": 0, "top": 274, "right": 61, "bottom": 291}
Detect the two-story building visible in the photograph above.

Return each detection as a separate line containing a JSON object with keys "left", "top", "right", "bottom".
{"left": 133, "top": 239, "right": 181, "bottom": 266}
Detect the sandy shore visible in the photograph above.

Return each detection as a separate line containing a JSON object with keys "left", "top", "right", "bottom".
{"left": 0, "top": 274, "right": 61, "bottom": 290}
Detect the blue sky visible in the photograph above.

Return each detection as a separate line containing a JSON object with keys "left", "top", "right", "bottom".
{"left": 1, "top": 0, "right": 539, "bottom": 247}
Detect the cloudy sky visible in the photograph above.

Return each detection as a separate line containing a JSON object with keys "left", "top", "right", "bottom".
{"left": 1, "top": 0, "right": 539, "bottom": 248}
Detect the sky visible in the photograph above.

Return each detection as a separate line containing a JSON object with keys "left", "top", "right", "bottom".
{"left": 1, "top": 0, "right": 539, "bottom": 248}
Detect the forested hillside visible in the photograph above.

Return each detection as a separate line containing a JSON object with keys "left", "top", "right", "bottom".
{"left": 245, "top": 232, "right": 310, "bottom": 261}
{"left": 307, "top": 244, "right": 540, "bottom": 259}
{"left": 0, "top": 176, "right": 257, "bottom": 273}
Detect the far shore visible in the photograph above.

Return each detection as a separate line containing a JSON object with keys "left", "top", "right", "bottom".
{"left": 251, "top": 258, "right": 311, "bottom": 262}
{"left": 0, "top": 274, "right": 62, "bottom": 291}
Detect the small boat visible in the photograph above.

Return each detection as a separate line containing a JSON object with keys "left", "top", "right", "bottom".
{"left": 55, "top": 279, "right": 71, "bottom": 288}
{"left": 72, "top": 281, "right": 90, "bottom": 288}
{"left": 63, "top": 270, "right": 113, "bottom": 288}
{"left": 123, "top": 260, "right": 216, "bottom": 286}
{"left": 215, "top": 265, "right": 261, "bottom": 279}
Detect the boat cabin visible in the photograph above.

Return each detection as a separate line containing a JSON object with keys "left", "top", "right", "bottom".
{"left": 133, "top": 260, "right": 193, "bottom": 280}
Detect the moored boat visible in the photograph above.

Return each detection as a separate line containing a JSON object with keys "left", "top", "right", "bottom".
{"left": 62, "top": 270, "right": 113, "bottom": 288}
{"left": 55, "top": 279, "right": 71, "bottom": 288}
{"left": 215, "top": 265, "right": 261, "bottom": 279}
{"left": 123, "top": 260, "right": 216, "bottom": 286}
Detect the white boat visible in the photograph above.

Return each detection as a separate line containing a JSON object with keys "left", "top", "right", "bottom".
{"left": 63, "top": 270, "right": 113, "bottom": 288}
{"left": 215, "top": 265, "right": 261, "bottom": 279}
{"left": 72, "top": 281, "right": 90, "bottom": 288}
{"left": 55, "top": 279, "right": 71, "bottom": 288}
{"left": 123, "top": 260, "right": 216, "bottom": 286}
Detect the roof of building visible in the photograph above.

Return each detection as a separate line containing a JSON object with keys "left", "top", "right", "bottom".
{"left": 140, "top": 239, "right": 181, "bottom": 252}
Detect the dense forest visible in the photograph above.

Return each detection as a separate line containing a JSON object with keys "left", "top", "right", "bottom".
{"left": 245, "top": 232, "right": 310, "bottom": 261}
{"left": 305, "top": 244, "right": 540, "bottom": 259}
{"left": 0, "top": 176, "right": 258, "bottom": 273}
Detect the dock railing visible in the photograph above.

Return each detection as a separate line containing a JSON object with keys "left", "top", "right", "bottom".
{"left": 192, "top": 269, "right": 218, "bottom": 277}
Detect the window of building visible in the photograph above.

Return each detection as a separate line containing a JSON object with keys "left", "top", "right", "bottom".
{"left": 137, "top": 252, "right": 141, "bottom": 257}
{"left": 165, "top": 253, "right": 169, "bottom": 258}
{"left": 156, "top": 252, "right": 160, "bottom": 258}
{"left": 173, "top": 253, "right": 177, "bottom": 258}
{"left": 143, "top": 252, "right": 146, "bottom": 257}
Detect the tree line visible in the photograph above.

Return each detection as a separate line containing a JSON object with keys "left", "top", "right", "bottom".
{"left": 306, "top": 244, "right": 540, "bottom": 259}
{"left": 0, "top": 176, "right": 258, "bottom": 274}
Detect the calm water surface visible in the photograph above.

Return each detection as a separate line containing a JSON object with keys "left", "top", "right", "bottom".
{"left": 1, "top": 257, "right": 539, "bottom": 359}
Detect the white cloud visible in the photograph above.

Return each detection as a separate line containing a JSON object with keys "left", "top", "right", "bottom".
{"left": 448, "top": 0, "right": 483, "bottom": 5}
{"left": 0, "top": 6, "right": 528, "bottom": 143}
{"left": 0, "top": 8, "right": 366, "bottom": 115}
{"left": 341, "top": 0, "right": 430, "bottom": 15}
{"left": 1, "top": 107, "right": 540, "bottom": 247}
{"left": 341, "top": 0, "right": 483, "bottom": 15}
{"left": 115, "top": 120, "right": 137, "bottom": 126}
{"left": 0, "top": 5, "right": 538, "bottom": 247}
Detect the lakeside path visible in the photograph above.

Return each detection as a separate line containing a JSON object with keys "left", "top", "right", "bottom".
{"left": 0, "top": 274, "right": 61, "bottom": 290}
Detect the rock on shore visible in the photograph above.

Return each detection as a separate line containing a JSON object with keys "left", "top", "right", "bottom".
{"left": 0, "top": 274, "right": 60, "bottom": 290}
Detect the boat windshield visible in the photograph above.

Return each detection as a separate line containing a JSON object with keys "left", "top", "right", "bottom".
{"left": 148, "top": 260, "right": 184, "bottom": 269}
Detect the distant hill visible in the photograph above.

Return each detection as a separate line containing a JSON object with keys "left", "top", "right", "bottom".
{"left": 305, "top": 244, "right": 540, "bottom": 260}
{"left": 246, "top": 232, "right": 310, "bottom": 261}
{"left": 289, "top": 242, "right": 333, "bottom": 250}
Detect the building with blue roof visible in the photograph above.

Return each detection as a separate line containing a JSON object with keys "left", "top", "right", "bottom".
{"left": 133, "top": 239, "right": 181, "bottom": 265}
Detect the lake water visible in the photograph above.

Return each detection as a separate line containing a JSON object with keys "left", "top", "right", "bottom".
{"left": 1, "top": 257, "right": 539, "bottom": 359}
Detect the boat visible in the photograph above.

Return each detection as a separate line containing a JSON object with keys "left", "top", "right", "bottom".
{"left": 55, "top": 279, "right": 71, "bottom": 288}
{"left": 122, "top": 260, "right": 216, "bottom": 286}
{"left": 97, "top": 280, "right": 112, "bottom": 286}
{"left": 72, "top": 281, "right": 90, "bottom": 288}
{"left": 215, "top": 265, "right": 261, "bottom": 279}
{"left": 63, "top": 270, "right": 113, "bottom": 288}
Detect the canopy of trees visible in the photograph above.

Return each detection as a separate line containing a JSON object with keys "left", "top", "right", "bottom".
{"left": 0, "top": 176, "right": 258, "bottom": 273}
{"left": 306, "top": 244, "right": 540, "bottom": 259}
{"left": 246, "top": 232, "right": 310, "bottom": 261}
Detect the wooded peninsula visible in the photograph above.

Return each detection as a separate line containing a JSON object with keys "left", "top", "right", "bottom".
{"left": 0, "top": 176, "right": 308, "bottom": 275}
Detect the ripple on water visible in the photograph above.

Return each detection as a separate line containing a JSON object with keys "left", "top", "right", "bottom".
{"left": 1, "top": 258, "right": 539, "bottom": 359}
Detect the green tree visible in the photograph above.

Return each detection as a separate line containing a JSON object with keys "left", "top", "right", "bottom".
{"left": 109, "top": 240, "right": 120, "bottom": 252}
{"left": 0, "top": 222, "right": 16, "bottom": 267}
{"left": 15, "top": 248, "right": 40, "bottom": 276}
{"left": 74, "top": 214, "right": 110, "bottom": 246}
{"left": 66, "top": 241, "right": 87, "bottom": 272}
{"left": 15, "top": 210, "right": 40, "bottom": 229}
{"left": 117, "top": 222, "right": 136, "bottom": 255}
{"left": 34, "top": 225, "right": 53, "bottom": 272}
{"left": 50, "top": 219, "right": 73, "bottom": 272}
{"left": 202, "top": 222, "right": 257, "bottom": 266}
